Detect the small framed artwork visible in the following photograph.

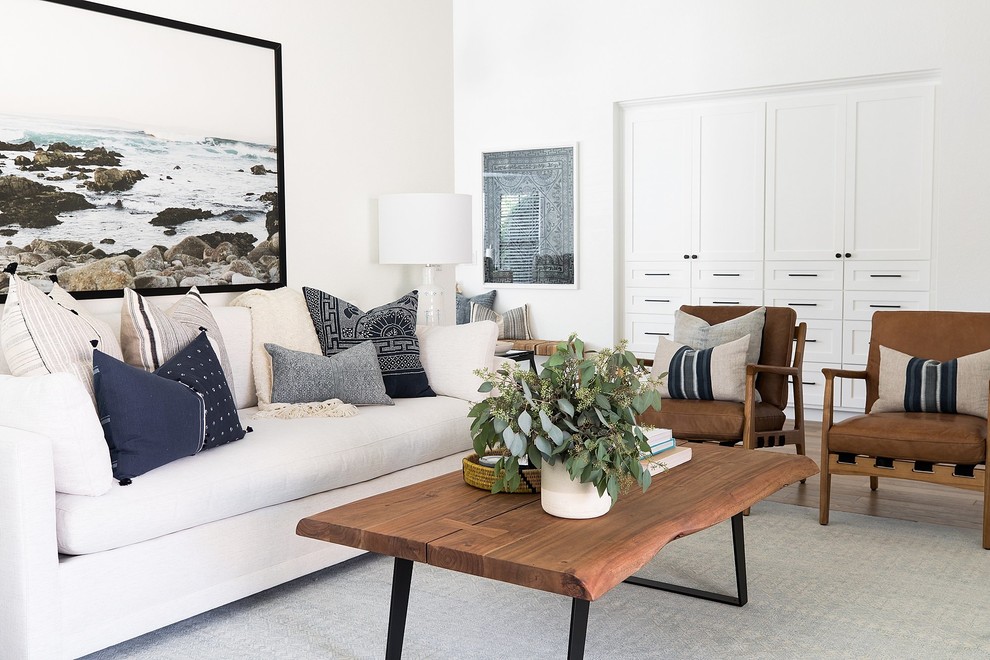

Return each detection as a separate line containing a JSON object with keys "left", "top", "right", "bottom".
{"left": 482, "top": 144, "right": 577, "bottom": 288}
{"left": 0, "top": 0, "right": 285, "bottom": 301}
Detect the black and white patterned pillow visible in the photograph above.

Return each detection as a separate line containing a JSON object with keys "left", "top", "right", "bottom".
{"left": 651, "top": 334, "right": 749, "bottom": 402}
{"left": 872, "top": 345, "right": 990, "bottom": 418}
{"left": 303, "top": 287, "right": 435, "bottom": 398}
{"left": 265, "top": 341, "right": 393, "bottom": 406}
{"left": 470, "top": 302, "right": 532, "bottom": 340}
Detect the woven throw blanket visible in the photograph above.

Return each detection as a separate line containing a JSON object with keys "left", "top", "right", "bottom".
{"left": 252, "top": 399, "right": 358, "bottom": 419}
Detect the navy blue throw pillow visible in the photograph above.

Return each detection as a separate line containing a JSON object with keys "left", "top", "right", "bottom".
{"left": 303, "top": 287, "right": 435, "bottom": 398}
{"left": 93, "top": 349, "right": 205, "bottom": 480}
{"left": 156, "top": 331, "right": 246, "bottom": 450}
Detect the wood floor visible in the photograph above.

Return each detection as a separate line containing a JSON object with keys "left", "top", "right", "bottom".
{"left": 758, "top": 421, "right": 985, "bottom": 533}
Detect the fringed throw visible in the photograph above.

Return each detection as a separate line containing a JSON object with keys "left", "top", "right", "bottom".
{"left": 252, "top": 399, "right": 358, "bottom": 419}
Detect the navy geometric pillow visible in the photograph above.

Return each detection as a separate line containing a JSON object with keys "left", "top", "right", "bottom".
{"left": 303, "top": 287, "right": 435, "bottom": 398}
{"left": 93, "top": 349, "right": 205, "bottom": 480}
{"left": 156, "top": 331, "right": 246, "bottom": 450}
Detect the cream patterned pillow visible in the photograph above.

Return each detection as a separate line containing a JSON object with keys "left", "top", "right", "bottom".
{"left": 120, "top": 286, "right": 235, "bottom": 402}
{"left": 872, "top": 345, "right": 990, "bottom": 419}
{"left": 470, "top": 303, "right": 531, "bottom": 340}
{"left": 651, "top": 334, "right": 750, "bottom": 403}
{"left": 0, "top": 275, "right": 122, "bottom": 403}
{"left": 674, "top": 307, "right": 766, "bottom": 367}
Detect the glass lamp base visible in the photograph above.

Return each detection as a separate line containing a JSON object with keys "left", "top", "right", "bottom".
{"left": 418, "top": 264, "right": 442, "bottom": 326}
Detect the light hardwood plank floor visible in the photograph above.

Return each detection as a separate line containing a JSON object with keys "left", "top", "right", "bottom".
{"left": 760, "top": 421, "right": 985, "bottom": 532}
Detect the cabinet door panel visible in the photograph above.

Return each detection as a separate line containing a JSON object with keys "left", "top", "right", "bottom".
{"left": 845, "top": 86, "right": 934, "bottom": 260}
{"left": 624, "top": 108, "right": 693, "bottom": 260}
{"left": 765, "top": 96, "right": 845, "bottom": 260}
{"left": 695, "top": 103, "right": 765, "bottom": 261}
{"left": 693, "top": 261, "right": 763, "bottom": 289}
{"left": 801, "top": 320, "right": 843, "bottom": 364}
{"left": 842, "top": 320, "right": 873, "bottom": 364}
{"left": 624, "top": 314, "right": 674, "bottom": 357}
{"left": 692, "top": 289, "right": 764, "bottom": 307}
{"left": 626, "top": 288, "right": 691, "bottom": 315}
{"left": 763, "top": 289, "right": 843, "bottom": 321}
{"left": 843, "top": 290, "right": 931, "bottom": 321}
{"left": 839, "top": 371, "right": 869, "bottom": 411}
{"left": 764, "top": 260, "right": 843, "bottom": 290}
{"left": 843, "top": 260, "right": 930, "bottom": 291}
{"left": 625, "top": 261, "right": 692, "bottom": 288}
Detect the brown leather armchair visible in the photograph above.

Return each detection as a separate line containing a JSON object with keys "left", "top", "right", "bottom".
{"left": 820, "top": 311, "right": 990, "bottom": 549}
{"left": 638, "top": 305, "right": 808, "bottom": 456}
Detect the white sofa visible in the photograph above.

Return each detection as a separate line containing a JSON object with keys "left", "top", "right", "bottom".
{"left": 0, "top": 301, "right": 493, "bottom": 659}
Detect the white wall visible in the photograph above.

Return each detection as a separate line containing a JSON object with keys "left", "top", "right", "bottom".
{"left": 1, "top": 0, "right": 455, "bottom": 316}
{"left": 453, "top": 0, "right": 990, "bottom": 345}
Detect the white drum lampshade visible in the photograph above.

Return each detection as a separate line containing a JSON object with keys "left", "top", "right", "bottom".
{"left": 378, "top": 193, "right": 473, "bottom": 325}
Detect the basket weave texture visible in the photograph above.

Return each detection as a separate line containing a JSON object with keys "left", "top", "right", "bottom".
{"left": 462, "top": 454, "right": 541, "bottom": 493}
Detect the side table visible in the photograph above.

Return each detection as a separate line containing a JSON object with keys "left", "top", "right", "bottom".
{"left": 497, "top": 349, "right": 537, "bottom": 372}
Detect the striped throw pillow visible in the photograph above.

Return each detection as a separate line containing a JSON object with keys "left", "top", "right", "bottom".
{"left": 470, "top": 302, "right": 531, "bottom": 340}
{"left": 0, "top": 275, "right": 122, "bottom": 404}
{"left": 120, "top": 287, "right": 235, "bottom": 405}
{"left": 872, "top": 345, "right": 990, "bottom": 418}
{"left": 651, "top": 334, "right": 750, "bottom": 402}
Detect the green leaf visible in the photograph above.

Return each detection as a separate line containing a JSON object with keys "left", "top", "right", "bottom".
{"left": 478, "top": 381, "right": 494, "bottom": 393}
{"left": 503, "top": 427, "right": 526, "bottom": 457}
{"left": 548, "top": 422, "right": 564, "bottom": 446}
{"left": 472, "top": 434, "right": 487, "bottom": 456}
{"left": 595, "top": 393, "right": 611, "bottom": 409}
{"left": 545, "top": 352, "right": 566, "bottom": 368}
{"left": 527, "top": 443, "right": 543, "bottom": 467}
{"left": 606, "top": 475, "right": 620, "bottom": 503}
{"left": 535, "top": 434, "right": 553, "bottom": 456}
{"left": 557, "top": 398, "right": 575, "bottom": 417}
{"left": 521, "top": 378, "right": 534, "bottom": 404}
{"left": 573, "top": 337, "right": 585, "bottom": 358}
{"left": 518, "top": 409, "right": 532, "bottom": 435}
{"left": 493, "top": 418, "right": 508, "bottom": 434}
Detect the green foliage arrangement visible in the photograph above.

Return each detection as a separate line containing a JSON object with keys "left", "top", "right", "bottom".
{"left": 468, "top": 334, "right": 663, "bottom": 504}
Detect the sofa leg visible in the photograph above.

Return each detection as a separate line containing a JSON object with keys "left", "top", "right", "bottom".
{"left": 870, "top": 476, "right": 879, "bottom": 491}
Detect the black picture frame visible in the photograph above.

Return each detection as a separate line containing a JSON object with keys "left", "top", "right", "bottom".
{"left": 0, "top": 0, "right": 285, "bottom": 301}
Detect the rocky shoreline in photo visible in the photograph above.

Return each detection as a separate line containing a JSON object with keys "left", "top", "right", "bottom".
{"left": 0, "top": 135, "right": 282, "bottom": 294}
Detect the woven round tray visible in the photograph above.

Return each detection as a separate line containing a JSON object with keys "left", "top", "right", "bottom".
{"left": 462, "top": 454, "right": 541, "bottom": 493}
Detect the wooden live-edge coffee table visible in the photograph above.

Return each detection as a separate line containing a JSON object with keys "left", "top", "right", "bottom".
{"left": 297, "top": 443, "right": 818, "bottom": 659}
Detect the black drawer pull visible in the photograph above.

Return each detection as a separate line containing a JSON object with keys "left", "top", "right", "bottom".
{"left": 644, "top": 299, "right": 670, "bottom": 303}
{"left": 644, "top": 332, "right": 670, "bottom": 336}
{"left": 870, "top": 274, "right": 903, "bottom": 278}
{"left": 869, "top": 304, "right": 902, "bottom": 309}
{"left": 712, "top": 301, "right": 740, "bottom": 305}
{"left": 712, "top": 273, "right": 740, "bottom": 277}
{"left": 788, "top": 302, "right": 818, "bottom": 307}
{"left": 804, "top": 339, "right": 818, "bottom": 343}
{"left": 787, "top": 273, "right": 818, "bottom": 277}
{"left": 644, "top": 273, "right": 671, "bottom": 277}
{"left": 802, "top": 381, "right": 817, "bottom": 386}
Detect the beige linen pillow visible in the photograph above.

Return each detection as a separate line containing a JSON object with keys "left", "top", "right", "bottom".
{"left": 673, "top": 307, "right": 766, "bottom": 367}
{"left": 417, "top": 320, "right": 498, "bottom": 401}
{"left": 871, "top": 345, "right": 990, "bottom": 418}
{"left": 652, "top": 334, "right": 750, "bottom": 403}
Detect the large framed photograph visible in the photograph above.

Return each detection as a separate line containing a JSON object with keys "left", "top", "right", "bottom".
{"left": 482, "top": 145, "right": 577, "bottom": 288}
{"left": 0, "top": 0, "right": 285, "bottom": 301}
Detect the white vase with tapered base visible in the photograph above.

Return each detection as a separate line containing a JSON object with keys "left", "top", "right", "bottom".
{"left": 540, "top": 460, "right": 611, "bottom": 519}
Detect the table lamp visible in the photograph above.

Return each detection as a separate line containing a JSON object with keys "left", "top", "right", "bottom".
{"left": 378, "top": 193, "right": 473, "bottom": 325}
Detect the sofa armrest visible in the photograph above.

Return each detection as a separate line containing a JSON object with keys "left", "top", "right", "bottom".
{"left": 0, "top": 426, "right": 61, "bottom": 659}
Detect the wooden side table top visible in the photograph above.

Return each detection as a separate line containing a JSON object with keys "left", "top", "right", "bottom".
{"left": 297, "top": 443, "right": 818, "bottom": 601}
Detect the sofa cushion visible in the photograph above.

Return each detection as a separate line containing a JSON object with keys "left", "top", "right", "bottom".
{"left": 265, "top": 341, "right": 393, "bottom": 406}
{"left": 872, "top": 344, "right": 990, "bottom": 419}
{"left": 120, "top": 287, "right": 236, "bottom": 404}
{"left": 0, "top": 372, "right": 113, "bottom": 496}
{"left": 470, "top": 303, "right": 532, "bottom": 340}
{"left": 54, "top": 397, "right": 473, "bottom": 554}
{"left": 456, "top": 290, "right": 496, "bottom": 325}
{"left": 94, "top": 348, "right": 206, "bottom": 480}
{"left": 0, "top": 275, "right": 122, "bottom": 403}
{"left": 417, "top": 320, "right": 498, "bottom": 401}
{"left": 637, "top": 399, "right": 785, "bottom": 442}
{"left": 828, "top": 412, "right": 987, "bottom": 464}
{"left": 304, "top": 287, "right": 435, "bottom": 399}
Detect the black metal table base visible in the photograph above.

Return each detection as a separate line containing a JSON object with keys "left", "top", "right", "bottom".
{"left": 382, "top": 512, "right": 748, "bottom": 660}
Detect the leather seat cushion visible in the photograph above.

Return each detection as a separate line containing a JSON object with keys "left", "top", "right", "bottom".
{"left": 828, "top": 412, "right": 987, "bottom": 464}
{"left": 638, "top": 400, "right": 785, "bottom": 441}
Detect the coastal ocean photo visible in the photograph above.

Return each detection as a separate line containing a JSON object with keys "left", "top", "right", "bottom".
{"left": 0, "top": 0, "right": 284, "bottom": 299}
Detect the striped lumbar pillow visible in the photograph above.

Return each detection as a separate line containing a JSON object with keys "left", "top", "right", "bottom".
{"left": 470, "top": 302, "right": 531, "bottom": 340}
{"left": 0, "top": 275, "right": 122, "bottom": 404}
{"left": 872, "top": 345, "right": 990, "bottom": 418}
{"left": 120, "top": 286, "right": 235, "bottom": 404}
{"left": 651, "top": 334, "right": 750, "bottom": 402}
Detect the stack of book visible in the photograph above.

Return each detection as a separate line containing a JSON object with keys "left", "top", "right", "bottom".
{"left": 640, "top": 427, "right": 692, "bottom": 476}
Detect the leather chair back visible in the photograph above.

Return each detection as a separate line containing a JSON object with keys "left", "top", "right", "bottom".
{"left": 865, "top": 311, "right": 990, "bottom": 411}
{"left": 679, "top": 305, "right": 797, "bottom": 411}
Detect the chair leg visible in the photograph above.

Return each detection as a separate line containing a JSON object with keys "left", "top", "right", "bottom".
{"left": 870, "top": 476, "right": 879, "bottom": 491}
{"left": 983, "top": 468, "right": 989, "bottom": 550}
{"left": 819, "top": 431, "right": 831, "bottom": 526}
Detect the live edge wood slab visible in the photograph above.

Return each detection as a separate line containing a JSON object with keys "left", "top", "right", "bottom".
{"left": 297, "top": 444, "right": 818, "bottom": 602}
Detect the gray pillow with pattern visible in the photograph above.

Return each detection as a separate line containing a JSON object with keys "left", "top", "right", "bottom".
{"left": 264, "top": 341, "right": 393, "bottom": 406}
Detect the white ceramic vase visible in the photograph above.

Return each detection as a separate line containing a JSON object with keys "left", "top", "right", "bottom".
{"left": 540, "top": 459, "right": 611, "bottom": 519}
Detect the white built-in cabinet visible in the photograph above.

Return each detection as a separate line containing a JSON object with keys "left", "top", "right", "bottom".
{"left": 621, "top": 78, "right": 936, "bottom": 411}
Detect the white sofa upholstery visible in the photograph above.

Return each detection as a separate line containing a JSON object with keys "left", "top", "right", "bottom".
{"left": 0, "top": 300, "right": 487, "bottom": 659}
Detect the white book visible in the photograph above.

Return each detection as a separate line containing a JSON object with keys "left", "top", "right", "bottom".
{"left": 641, "top": 445, "right": 692, "bottom": 476}
{"left": 643, "top": 427, "right": 673, "bottom": 443}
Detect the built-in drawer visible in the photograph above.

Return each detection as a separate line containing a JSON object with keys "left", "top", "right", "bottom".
{"left": 764, "top": 289, "right": 843, "bottom": 321}
{"left": 793, "top": 361, "right": 840, "bottom": 410}
{"left": 843, "top": 290, "right": 931, "bottom": 321}
{"left": 839, "top": 367, "right": 868, "bottom": 411}
{"left": 844, "top": 260, "right": 930, "bottom": 291}
{"left": 625, "top": 261, "right": 692, "bottom": 288}
{"left": 765, "top": 260, "right": 843, "bottom": 290}
{"left": 691, "top": 289, "right": 764, "bottom": 307}
{"left": 842, "top": 320, "right": 873, "bottom": 364}
{"left": 801, "top": 319, "right": 843, "bottom": 363}
{"left": 624, "top": 314, "right": 674, "bottom": 357}
{"left": 693, "top": 261, "right": 763, "bottom": 289}
{"left": 626, "top": 288, "right": 691, "bottom": 315}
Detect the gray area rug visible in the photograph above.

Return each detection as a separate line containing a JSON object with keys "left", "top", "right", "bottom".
{"left": 83, "top": 502, "right": 989, "bottom": 659}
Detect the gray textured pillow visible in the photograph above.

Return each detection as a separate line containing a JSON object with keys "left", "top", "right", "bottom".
{"left": 456, "top": 290, "right": 496, "bottom": 325}
{"left": 265, "top": 341, "right": 393, "bottom": 406}
{"left": 674, "top": 307, "right": 766, "bottom": 367}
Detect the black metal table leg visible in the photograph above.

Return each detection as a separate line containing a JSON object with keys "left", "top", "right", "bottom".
{"left": 568, "top": 598, "right": 590, "bottom": 660}
{"left": 623, "top": 512, "right": 748, "bottom": 606}
{"left": 385, "top": 557, "right": 414, "bottom": 660}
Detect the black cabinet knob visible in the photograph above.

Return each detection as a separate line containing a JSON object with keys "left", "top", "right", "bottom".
{"left": 683, "top": 254, "right": 690, "bottom": 259}
{"left": 835, "top": 253, "right": 842, "bottom": 258}
{"left": 844, "top": 252, "right": 851, "bottom": 258}
{"left": 691, "top": 254, "right": 698, "bottom": 259}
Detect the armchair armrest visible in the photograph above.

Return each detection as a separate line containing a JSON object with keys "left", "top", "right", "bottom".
{"left": 746, "top": 363, "right": 799, "bottom": 378}
{"left": 821, "top": 368, "right": 870, "bottom": 429}
{"left": 822, "top": 367, "right": 868, "bottom": 381}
